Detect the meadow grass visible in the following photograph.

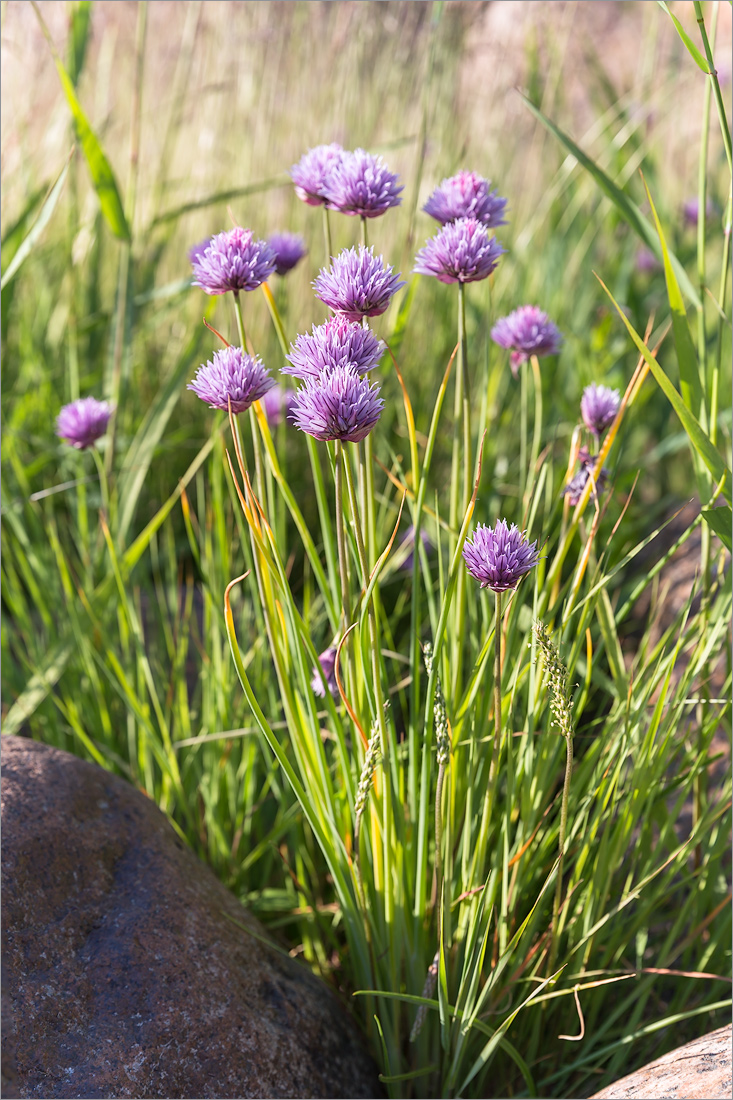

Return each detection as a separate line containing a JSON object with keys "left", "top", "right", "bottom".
{"left": 2, "top": 2, "right": 731, "bottom": 1097}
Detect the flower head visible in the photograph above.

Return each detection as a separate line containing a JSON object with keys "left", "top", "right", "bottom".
{"left": 635, "top": 247, "right": 661, "bottom": 273}
{"left": 323, "top": 148, "right": 403, "bottom": 218}
{"left": 192, "top": 227, "right": 276, "bottom": 295}
{"left": 284, "top": 317, "right": 384, "bottom": 380}
{"left": 289, "top": 365, "right": 384, "bottom": 443}
{"left": 423, "top": 171, "right": 507, "bottom": 228}
{"left": 580, "top": 383, "right": 620, "bottom": 436}
{"left": 311, "top": 645, "right": 339, "bottom": 699}
{"left": 188, "top": 238, "right": 210, "bottom": 266}
{"left": 188, "top": 347, "right": 275, "bottom": 413}
{"left": 682, "top": 196, "right": 714, "bottom": 228}
{"left": 262, "top": 385, "right": 296, "bottom": 428}
{"left": 413, "top": 217, "right": 505, "bottom": 285}
{"left": 562, "top": 447, "right": 609, "bottom": 506}
{"left": 491, "top": 305, "right": 562, "bottom": 375}
{"left": 462, "top": 519, "right": 540, "bottom": 593}
{"left": 56, "top": 397, "right": 112, "bottom": 450}
{"left": 314, "top": 245, "right": 405, "bottom": 322}
{"left": 268, "top": 232, "right": 307, "bottom": 276}
{"left": 290, "top": 143, "right": 344, "bottom": 207}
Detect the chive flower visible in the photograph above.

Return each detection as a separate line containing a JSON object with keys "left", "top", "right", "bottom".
{"left": 423, "top": 170, "right": 507, "bottom": 229}
{"left": 322, "top": 148, "right": 403, "bottom": 218}
{"left": 188, "top": 238, "right": 210, "bottom": 266}
{"left": 290, "top": 143, "right": 344, "bottom": 207}
{"left": 580, "top": 383, "right": 620, "bottom": 436}
{"left": 462, "top": 519, "right": 540, "bottom": 592}
{"left": 413, "top": 217, "right": 505, "bottom": 285}
{"left": 490, "top": 305, "right": 562, "bottom": 376}
{"left": 311, "top": 645, "right": 339, "bottom": 698}
{"left": 262, "top": 385, "right": 296, "bottom": 428}
{"left": 314, "top": 245, "right": 405, "bottom": 322}
{"left": 187, "top": 347, "right": 275, "bottom": 413}
{"left": 562, "top": 447, "right": 609, "bottom": 506}
{"left": 268, "top": 232, "right": 307, "bottom": 276}
{"left": 56, "top": 397, "right": 112, "bottom": 450}
{"left": 192, "top": 227, "right": 276, "bottom": 295}
{"left": 284, "top": 317, "right": 384, "bottom": 380}
{"left": 289, "top": 365, "right": 384, "bottom": 443}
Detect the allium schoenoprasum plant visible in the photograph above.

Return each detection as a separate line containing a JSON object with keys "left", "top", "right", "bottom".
{"left": 2, "top": 2, "right": 731, "bottom": 1097}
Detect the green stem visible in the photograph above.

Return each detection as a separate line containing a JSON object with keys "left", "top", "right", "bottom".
{"left": 548, "top": 733, "right": 573, "bottom": 977}
{"left": 334, "top": 440, "right": 352, "bottom": 629}
{"left": 693, "top": 0, "right": 732, "bottom": 175}
{"left": 435, "top": 760, "right": 446, "bottom": 942}
{"left": 361, "top": 216, "right": 368, "bottom": 249}
{"left": 526, "top": 355, "right": 543, "bottom": 509}
{"left": 322, "top": 206, "right": 332, "bottom": 265}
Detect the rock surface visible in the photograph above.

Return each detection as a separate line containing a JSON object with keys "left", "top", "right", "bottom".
{"left": 1, "top": 736, "right": 381, "bottom": 1099}
{"left": 590, "top": 1024, "right": 732, "bottom": 1100}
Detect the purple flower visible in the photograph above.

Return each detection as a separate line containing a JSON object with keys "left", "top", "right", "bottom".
{"left": 268, "top": 232, "right": 307, "bottom": 276}
{"left": 284, "top": 317, "right": 385, "bottom": 380}
{"left": 580, "top": 383, "right": 620, "bottom": 436}
{"left": 262, "top": 385, "right": 296, "bottom": 428}
{"left": 187, "top": 347, "right": 275, "bottom": 413}
{"left": 490, "top": 305, "right": 562, "bottom": 376}
{"left": 398, "top": 525, "right": 433, "bottom": 572}
{"left": 562, "top": 447, "right": 609, "bottom": 506}
{"left": 290, "top": 143, "right": 344, "bottom": 207}
{"left": 682, "top": 197, "right": 714, "bottom": 228}
{"left": 192, "top": 227, "right": 276, "bottom": 295}
{"left": 188, "top": 238, "right": 210, "bottom": 266}
{"left": 413, "top": 217, "right": 505, "bottom": 285}
{"left": 56, "top": 397, "right": 112, "bottom": 450}
{"left": 635, "top": 247, "right": 661, "bottom": 273}
{"left": 289, "top": 365, "right": 384, "bottom": 443}
{"left": 311, "top": 645, "right": 339, "bottom": 699}
{"left": 423, "top": 171, "right": 507, "bottom": 228}
{"left": 322, "top": 148, "right": 403, "bottom": 219}
{"left": 462, "top": 519, "right": 540, "bottom": 593}
{"left": 314, "top": 245, "right": 405, "bottom": 322}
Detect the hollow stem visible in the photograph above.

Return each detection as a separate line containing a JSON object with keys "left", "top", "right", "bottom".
{"left": 322, "top": 206, "right": 332, "bottom": 265}
{"left": 548, "top": 732, "right": 573, "bottom": 977}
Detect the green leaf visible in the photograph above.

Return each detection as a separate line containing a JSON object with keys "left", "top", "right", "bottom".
{"left": 31, "top": 1, "right": 130, "bottom": 242}
{"left": 520, "top": 93, "right": 701, "bottom": 308}
{"left": 116, "top": 307, "right": 212, "bottom": 544}
{"left": 643, "top": 176, "right": 705, "bottom": 420}
{"left": 67, "top": 0, "right": 93, "bottom": 87}
{"left": 595, "top": 274, "right": 732, "bottom": 506}
{"left": 0, "top": 149, "right": 73, "bottom": 290}
{"left": 701, "top": 506, "right": 732, "bottom": 552}
{"left": 657, "top": 1, "right": 710, "bottom": 73}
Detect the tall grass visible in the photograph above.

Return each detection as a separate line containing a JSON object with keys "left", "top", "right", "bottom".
{"left": 2, "top": 3, "right": 731, "bottom": 1097}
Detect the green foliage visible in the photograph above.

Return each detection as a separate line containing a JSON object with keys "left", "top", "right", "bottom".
{"left": 2, "top": 3, "right": 731, "bottom": 1098}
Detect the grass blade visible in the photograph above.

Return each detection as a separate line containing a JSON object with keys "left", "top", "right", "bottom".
{"left": 31, "top": 1, "right": 130, "bottom": 242}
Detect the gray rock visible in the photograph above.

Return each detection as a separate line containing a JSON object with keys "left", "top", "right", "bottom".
{"left": 1, "top": 736, "right": 381, "bottom": 1099}
{"left": 590, "top": 1024, "right": 732, "bottom": 1100}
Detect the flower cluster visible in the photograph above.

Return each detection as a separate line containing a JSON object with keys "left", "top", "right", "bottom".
{"left": 291, "top": 145, "right": 402, "bottom": 218}
{"left": 314, "top": 245, "right": 405, "bottom": 321}
{"left": 268, "top": 232, "right": 307, "bottom": 276}
{"left": 192, "top": 227, "right": 276, "bottom": 295}
{"left": 423, "top": 170, "right": 507, "bottom": 229}
{"left": 581, "top": 383, "right": 620, "bottom": 436}
{"left": 562, "top": 447, "right": 609, "bottom": 506}
{"left": 311, "top": 645, "right": 339, "bottom": 698}
{"left": 463, "top": 520, "right": 540, "bottom": 593}
{"left": 188, "top": 347, "right": 275, "bottom": 414}
{"left": 56, "top": 397, "right": 112, "bottom": 450}
{"left": 284, "top": 317, "right": 384, "bottom": 380}
{"left": 414, "top": 217, "right": 505, "bottom": 285}
{"left": 491, "top": 305, "right": 562, "bottom": 375}
{"left": 289, "top": 365, "right": 384, "bottom": 443}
